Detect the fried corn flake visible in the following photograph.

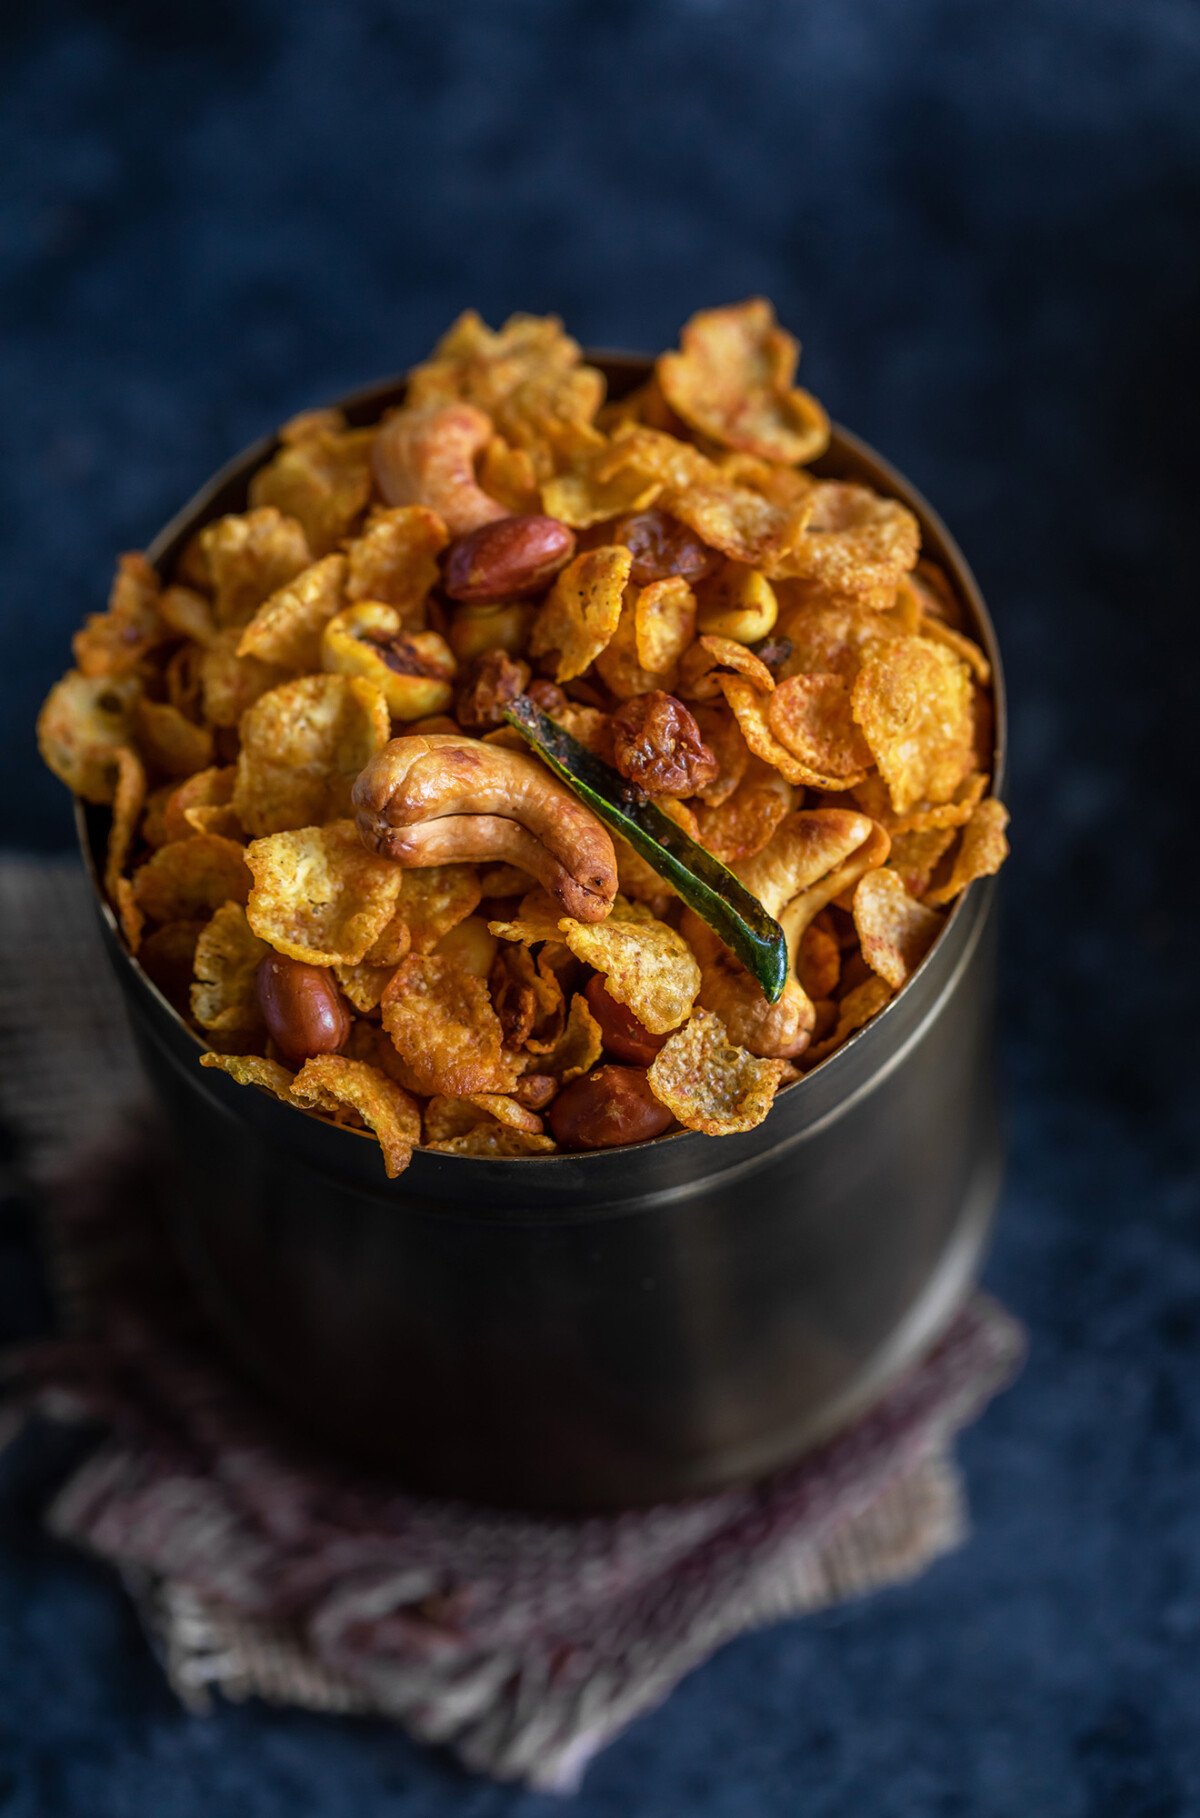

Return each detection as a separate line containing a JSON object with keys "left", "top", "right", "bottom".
{"left": 245, "top": 820, "right": 405, "bottom": 965}
{"left": 233, "top": 673, "right": 390, "bottom": 837}
{"left": 289, "top": 1055, "right": 422, "bottom": 1179}
{"left": 381, "top": 953, "right": 515, "bottom": 1097}
{"left": 647, "top": 1008, "right": 787, "bottom": 1135}
{"left": 852, "top": 868, "right": 944, "bottom": 990}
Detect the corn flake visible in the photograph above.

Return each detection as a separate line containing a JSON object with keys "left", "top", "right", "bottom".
{"left": 805, "top": 976, "right": 893, "bottom": 1064}
{"left": 199, "top": 628, "right": 288, "bottom": 729}
{"left": 199, "top": 508, "right": 311, "bottom": 628}
{"left": 634, "top": 577, "right": 696, "bottom": 674}
{"left": 529, "top": 545, "right": 632, "bottom": 682}
{"left": 557, "top": 899, "right": 700, "bottom": 1035}
{"left": 852, "top": 868, "right": 944, "bottom": 989}
{"left": 426, "top": 1125, "right": 556, "bottom": 1158}
{"left": 381, "top": 952, "right": 515, "bottom": 1096}
{"left": 132, "top": 834, "right": 251, "bottom": 925}
{"left": 245, "top": 820, "right": 404, "bottom": 965}
{"left": 233, "top": 673, "right": 390, "bottom": 837}
{"left": 658, "top": 299, "right": 830, "bottom": 465}
{"left": 924, "top": 798, "right": 1010, "bottom": 908}
{"left": 648, "top": 1007, "right": 786, "bottom": 1135}
{"left": 289, "top": 1055, "right": 421, "bottom": 1179}
{"left": 199, "top": 1051, "right": 297, "bottom": 1100}
{"left": 765, "top": 673, "right": 873, "bottom": 789}
{"left": 695, "top": 759, "right": 793, "bottom": 863}
{"left": 132, "top": 698, "right": 215, "bottom": 778}
{"left": 104, "top": 746, "right": 147, "bottom": 901}
{"left": 345, "top": 507, "right": 448, "bottom": 625}
{"left": 776, "top": 483, "right": 920, "bottom": 606}
{"left": 237, "top": 554, "right": 348, "bottom": 672}
{"left": 37, "top": 671, "right": 141, "bottom": 804}
{"left": 248, "top": 415, "right": 375, "bottom": 556}
{"left": 851, "top": 636, "right": 974, "bottom": 814}
{"left": 191, "top": 901, "right": 269, "bottom": 1041}
{"left": 73, "top": 553, "right": 165, "bottom": 678}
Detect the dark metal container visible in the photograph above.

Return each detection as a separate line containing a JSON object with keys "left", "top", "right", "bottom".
{"left": 78, "top": 357, "right": 1006, "bottom": 1512}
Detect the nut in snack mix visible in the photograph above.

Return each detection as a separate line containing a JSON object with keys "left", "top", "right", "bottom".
{"left": 39, "top": 300, "right": 1009, "bottom": 1178}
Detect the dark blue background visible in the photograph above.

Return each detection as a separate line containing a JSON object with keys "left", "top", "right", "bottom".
{"left": 3, "top": 2, "right": 1199, "bottom": 1812}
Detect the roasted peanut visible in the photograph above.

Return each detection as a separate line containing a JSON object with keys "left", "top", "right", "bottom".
{"left": 583, "top": 974, "right": 668, "bottom": 1066}
{"left": 609, "top": 510, "right": 720, "bottom": 587}
{"left": 322, "top": 602, "right": 456, "bottom": 720}
{"left": 448, "top": 601, "right": 535, "bottom": 664}
{"left": 255, "top": 953, "right": 351, "bottom": 1063}
{"left": 608, "top": 691, "right": 719, "bottom": 798}
{"left": 548, "top": 1065, "right": 674, "bottom": 1149}
{"left": 442, "top": 515, "right": 576, "bottom": 603}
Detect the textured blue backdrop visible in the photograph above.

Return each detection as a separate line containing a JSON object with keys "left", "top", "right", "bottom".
{"left": 2, "top": 1, "right": 1199, "bottom": 1813}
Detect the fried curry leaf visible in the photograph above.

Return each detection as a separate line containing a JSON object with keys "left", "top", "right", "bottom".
{"left": 504, "top": 695, "right": 787, "bottom": 1001}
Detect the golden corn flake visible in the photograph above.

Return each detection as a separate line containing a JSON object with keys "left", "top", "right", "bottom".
{"left": 850, "top": 636, "right": 974, "bottom": 814}
{"left": 886, "top": 823, "right": 959, "bottom": 898}
{"left": 478, "top": 437, "right": 541, "bottom": 515}
{"left": 245, "top": 820, "right": 404, "bottom": 965}
{"left": 777, "top": 600, "right": 897, "bottom": 683}
{"left": 114, "top": 877, "right": 144, "bottom": 951}
{"left": 132, "top": 834, "right": 251, "bottom": 925}
{"left": 381, "top": 952, "right": 514, "bottom": 1096}
{"left": 198, "top": 507, "right": 311, "bottom": 628}
{"left": 764, "top": 673, "right": 873, "bottom": 789}
{"left": 531, "top": 991, "right": 604, "bottom": 1082}
{"left": 345, "top": 507, "right": 448, "bottom": 624}
{"left": 917, "top": 610, "right": 991, "bottom": 685}
{"left": 593, "top": 591, "right": 665, "bottom": 700}
{"left": 73, "top": 553, "right": 165, "bottom": 679}
{"left": 557, "top": 899, "right": 700, "bottom": 1035}
{"left": 161, "top": 765, "right": 240, "bottom": 843}
{"left": 422, "top": 1094, "right": 486, "bottom": 1142}
{"left": 426, "top": 1124, "right": 556, "bottom": 1158}
{"left": 104, "top": 746, "right": 147, "bottom": 901}
{"left": 467, "top": 1092, "right": 545, "bottom": 1134}
{"left": 290, "top": 1055, "right": 422, "bottom": 1179}
{"left": 233, "top": 673, "right": 390, "bottom": 837}
{"left": 658, "top": 299, "right": 830, "bottom": 466}
{"left": 529, "top": 545, "right": 632, "bottom": 682}
{"left": 366, "top": 863, "right": 482, "bottom": 963}
{"left": 666, "top": 478, "right": 811, "bottom": 572}
{"left": 692, "top": 705, "right": 751, "bottom": 806}
{"left": 132, "top": 698, "right": 215, "bottom": 779}
{"left": 190, "top": 901, "right": 269, "bottom": 1042}
{"left": 852, "top": 868, "right": 944, "bottom": 989}
{"left": 408, "top": 310, "right": 604, "bottom": 475}
{"left": 158, "top": 583, "right": 216, "bottom": 647}
{"left": 333, "top": 960, "right": 398, "bottom": 1013}
{"left": 680, "top": 634, "right": 776, "bottom": 702}
{"left": 717, "top": 675, "right": 811, "bottom": 787}
{"left": 37, "top": 670, "right": 141, "bottom": 804}
{"left": 248, "top": 415, "right": 375, "bottom": 557}
{"left": 924, "top": 798, "right": 1010, "bottom": 908}
{"left": 138, "top": 918, "right": 206, "bottom": 1008}
{"left": 647, "top": 1007, "right": 786, "bottom": 1135}
{"left": 694, "top": 759, "right": 793, "bottom": 863}
{"left": 199, "top": 628, "right": 288, "bottom": 730}
{"left": 634, "top": 577, "right": 696, "bottom": 675}
{"left": 777, "top": 483, "right": 920, "bottom": 607}
{"left": 199, "top": 1051, "right": 297, "bottom": 1100}
{"left": 797, "top": 916, "right": 841, "bottom": 1000}
{"left": 237, "top": 554, "right": 348, "bottom": 672}
{"left": 805, "top": 976, "right": 893, "bottom": 1064}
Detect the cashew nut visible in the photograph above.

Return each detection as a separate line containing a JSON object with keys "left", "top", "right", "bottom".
{"left": 371, "top": 402, "right": 508, "bottom": 537}
{"left": 684, "top": 808, "right": 890, "bottom": 1058}
{"left": 353, "top": 733, "right": 618, "bottom": 923}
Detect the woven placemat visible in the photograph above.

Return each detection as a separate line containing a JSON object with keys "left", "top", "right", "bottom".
{"left": 0, "top": 857, "right": 1023, "bottom": 1790}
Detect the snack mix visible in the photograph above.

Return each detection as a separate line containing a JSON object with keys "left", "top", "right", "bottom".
{"left": 39, "top": 301, "right": 1009, "bottom": 1176}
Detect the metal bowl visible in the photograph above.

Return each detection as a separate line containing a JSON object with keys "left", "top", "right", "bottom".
{"left": 77, "top": 356, "right": 1006, "bottom": 1511}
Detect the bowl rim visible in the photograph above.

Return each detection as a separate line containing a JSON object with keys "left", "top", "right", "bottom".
{"left": 75, "top": 351, "right": 1006, "bottom": 1168}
